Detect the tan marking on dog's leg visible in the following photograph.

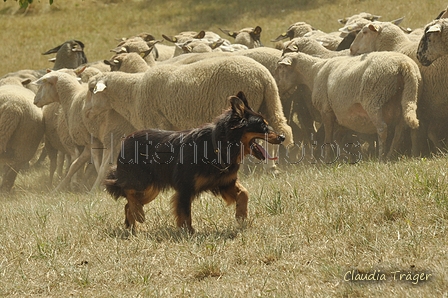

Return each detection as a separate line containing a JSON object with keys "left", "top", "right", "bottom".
{"left": 124, "top": 186, "right": 159, "bottom": 233}
{"left": 220, "top": 180, "right": 249, "bottom": 222}
{"left": 172, "top": 191, "right": 194, "bottom": 233}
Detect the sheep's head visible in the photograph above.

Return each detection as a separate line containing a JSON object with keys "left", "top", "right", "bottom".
{"left": 42, "top": 40, "right": 87, "bottom": 70}
{"left": 84, "top": 76, "right": 112, "bottom": 118}
{"left": 177, "top": 39, "right": 224, "bottom": 54}
{"left": 275, "top": 53, "right": 303, "bottom": 98}
{"left": 350, "top": 22, "right": 382, "bottom": 55}
{"left": 219, "top": 27, "right": 262, "bottom": 48}
{"left": 32, "top": 73, "right": 61, "bottom": 107}
{"left": 417, "top": 19, "right": 448, "bottom": 66}
{"left": 271, "top": 22, "right": 314, "bottom": 42}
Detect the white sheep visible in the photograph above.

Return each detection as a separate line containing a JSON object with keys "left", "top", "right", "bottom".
{"left": 41, "top": 102, "right": 78, "bottom": 185}
{"left": 162, "top": 30, "right": 227, "bottom": 57}
{"left": 350, "top": 21, "right": 448, "bottom": 153}
{"left": 87, "top": 55, "right": 293, "bottom": 170}
{"left": 33, "top": 70, "right": 103, "bottom": 191}
{"left": 282, "top": 37, "right": 350, "bottom": 58}
{"left": 276, "top": 51, "right": 421, "bottom": 161}
{"left": 157, "top": 48, "right": 312, "bottom": 145}
{"left": 110, "top": 38, "right": 159, "bottom": 66}
{"left": 219, "top": 27, "right": 262, "bottom": 48}
{"left": 0, "top": 82, "right": 44, "bottom": 191}
{"left": 82, "top": 80, "right": 137, "bottom": 191}
{"left": 272, "top": 22, "right": 343, "bottom": 51}
{"left": 104, "top": 52, "right": 150, "bottom": 73}
{"left": 417, "top": 18, "right": 448, "bottom": 66}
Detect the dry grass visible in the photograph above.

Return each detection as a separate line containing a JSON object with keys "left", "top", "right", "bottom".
{"left": 1, "top": 156, "right": 448, "bottom": 296}
{"left": 0, "top": 0, "right": 446, "bottom": 75}
{"left": 1, "top": 0, "right": 448, "bottom": 297}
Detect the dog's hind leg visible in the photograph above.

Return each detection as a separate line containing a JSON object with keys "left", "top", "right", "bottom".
{"left": 220, "top": 180, "right": 249, "bottom": 223}
{"left": 172, "top": 191, "right": 195, "bottom": 233}
{"left": 124, "top": 186, "right": 160, "bottom": 233}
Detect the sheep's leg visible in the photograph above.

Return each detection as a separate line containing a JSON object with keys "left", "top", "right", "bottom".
{"left": 54, "top": 146, "right": 91, "bottom": 192}
{"left": 368, "top": 111, "right": 388, "bottom": 161}
{"left": 172, "top": 191, "right": 194, "bottom": 233}
{"left": 427, "top": 121, "right": 447, "bottom": 152}
{"left": 90, "top": 137, "right": 103, "bottom": 172}
{"left": 321, "top": 110, "right": 336, "bottom": 164}
{"left": 220, "top": 180, "right": 249, "bottom": 224}
{"left": 0, "top": 164, "right": 21, "bottom": 192}
{"left": 123, "top": 186, "right": 160, "bottom": 234}
{"left": 46, "top": 144, "right": 58, "bottom": 186}
{"left": 90, "top": 148, "right": 111, "bottom": 192}
{"left": 56, "top": 151, "right": 65, "bottom": 178}
{"left": 386, "top": 118, "right": 407, "bottom": 160}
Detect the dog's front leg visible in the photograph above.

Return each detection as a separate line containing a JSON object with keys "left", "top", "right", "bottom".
{"left": 172, "top": 191, "right": 195, "bottom": 233}
{"left": 220, "top": 180, "right": 249, "bottom": 223}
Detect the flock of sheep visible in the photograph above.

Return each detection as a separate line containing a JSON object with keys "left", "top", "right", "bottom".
{"left": 1, "top": 8, "right": 448, "bottom": 193}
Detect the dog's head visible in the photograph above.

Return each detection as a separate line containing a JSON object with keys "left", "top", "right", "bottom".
{"left": 228, "top": 91, "right": 285, "bottom": 160}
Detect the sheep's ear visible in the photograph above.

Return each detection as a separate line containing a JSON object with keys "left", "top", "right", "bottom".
{"left": 93, "top": 81, "right": 107, "bottom": 94}
{"left": 338, "top": 18, "right": 348, "bottom": 25}
{"left": 271, "top": 33, "right": 288, "bottom": 42}
{"left": 219, "top": 28, "right": 238, "bottom": 38}
{"left": 279, "top": 57, "right": 293, "bottom": 66}
{"left": 210, "top": 39, "right": 224, "bottom": 49}
{"left": 427, "top": 23, "right": 442, "bottom": 34}
{"left": 229, "top": 96, "right": 245, "bottom": 119}
{"left": 111, "top": 46, "right": 128, "bottom": 54}
{"left": 368, "top": 24, "right": 380, "bottom": 32}
{"left": 162, "top": 34, "right": 177, "bottom": 43}
{"left": 253, "top": 26, "right": 262, "bottom": 35}
{"left": 182, "top": 45, "right": 192, "bottom": 53}
{"left": 194, "top": 31, "right": 206, "bottom": 39}
{"left": 75, "top": 65, "right": 87, "bottom": 76}
{"left": 21, "top": 79, "right": 31, "bottom": 87}
{"left": 43, "top": 75, "right": 59, "bottom": 85}
{"left": 391, "top": 16, "right": 405, "bottom": 26}
{"left": 42, "top": 44, "right": 62, "bottom": 55}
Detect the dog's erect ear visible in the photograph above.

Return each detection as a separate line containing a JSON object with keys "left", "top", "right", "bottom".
{"left": 230, "top": 96, "right": 245, "bottom": 119}
{"left": 235, "top": 91, "right": 253, "bottom": 111}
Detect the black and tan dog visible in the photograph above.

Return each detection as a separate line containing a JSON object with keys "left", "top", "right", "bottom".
{"left": 105, "top": 91, "right": 285, "bottom": 233}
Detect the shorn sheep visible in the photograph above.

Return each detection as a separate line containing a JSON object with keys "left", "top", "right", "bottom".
{"left": 350, "top": 21, "right": 448, "bottom": 153}
{"left": 104, "top": 52, "right": 150, "bottom": 73}
{"left": 87, "top": 55, "right": 293, "bottom": 169}
{"left": 417, "top": 18, "right": 448, "bottom": 66}
{"left": 0, "top": 81, "right": 44, "bottom": 191}
{"left": 33, "top": 70, "right": 103, "bottom": 191}
{"left": 219, "top": 27, "right": 263, "bottom": 48}
{"left": 276, "top": 51, "right": 421, "bottom": 161}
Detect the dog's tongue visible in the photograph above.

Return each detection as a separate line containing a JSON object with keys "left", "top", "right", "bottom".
{"left": 254, "top": 142, "right": 278, "bottom": 160}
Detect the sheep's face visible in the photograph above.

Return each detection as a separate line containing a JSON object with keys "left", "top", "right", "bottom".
{"left": 417, "top": 19, "right": 448, "bottom": 66}
{"left": 33, "top": 75, "right": 60, "bottom": 108}
{"left": 275, "top": 54, "right": 302, "bottom": 98}
{"left": 85, "top": 78, "right": 112, "bottom": 117}
{"left": 350, "top": 23, "right": 380, "bottom": 55}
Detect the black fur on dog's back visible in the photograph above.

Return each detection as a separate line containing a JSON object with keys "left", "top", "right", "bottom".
{"left": 104, "top": 91, "right": 285, "bottom": 232}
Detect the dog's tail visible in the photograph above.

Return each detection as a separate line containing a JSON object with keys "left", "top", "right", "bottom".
{"left": 104, "top": 165, "right": 125, "bottom": 200}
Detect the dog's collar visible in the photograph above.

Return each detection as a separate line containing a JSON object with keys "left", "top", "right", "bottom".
{"left": 211, "top": 127, "right": 231, "bottom": 174}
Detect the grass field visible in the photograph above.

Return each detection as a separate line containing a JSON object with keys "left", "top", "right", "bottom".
{"left": 1, "top": 0, "right": 448, "bottom": 297}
